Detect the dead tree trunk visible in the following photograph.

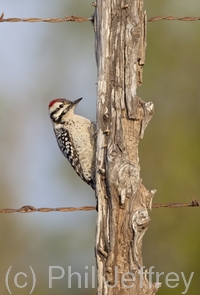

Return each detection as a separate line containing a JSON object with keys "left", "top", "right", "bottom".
{"left": 94, "top": 0, "right": 159, "bottom": 294}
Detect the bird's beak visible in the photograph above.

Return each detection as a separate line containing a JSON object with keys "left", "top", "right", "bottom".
{"left": 72, "top": 97, "right": 82, "bottom": 105}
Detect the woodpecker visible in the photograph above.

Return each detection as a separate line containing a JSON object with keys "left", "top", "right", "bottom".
{"left": 48, "top": 97, "right": 95, "bottom": 190}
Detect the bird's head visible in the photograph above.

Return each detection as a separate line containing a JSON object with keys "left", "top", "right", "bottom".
{"left": 48, "top": 97, "right": 82, "bottom": 123}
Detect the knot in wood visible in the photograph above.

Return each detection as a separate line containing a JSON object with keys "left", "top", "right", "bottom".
{"left": 117, "top": 163, "right": 139, "bottom": 203}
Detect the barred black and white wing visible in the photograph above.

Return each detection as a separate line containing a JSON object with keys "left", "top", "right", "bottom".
{"left": 54, "top": 128, "right": 82, "bottom": 175}
{"left": 54, "top": 128, "right": 95, "bottom": 189}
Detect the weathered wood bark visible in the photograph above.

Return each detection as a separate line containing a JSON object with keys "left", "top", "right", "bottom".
{"left": 94, "top": 0, "right": 159, "bottom": 294}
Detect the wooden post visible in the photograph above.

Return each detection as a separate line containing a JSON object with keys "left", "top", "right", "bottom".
{"left": 94, "top": 0, "right": 159, "bottom": 294}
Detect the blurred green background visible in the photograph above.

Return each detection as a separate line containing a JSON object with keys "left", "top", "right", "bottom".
{"left": 0, "top": 0, "right": 199, "bottom": 294}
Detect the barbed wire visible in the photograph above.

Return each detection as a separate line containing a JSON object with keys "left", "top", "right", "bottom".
{"left": 1, "top": 12, "right": 200, "bottom": 24}
{"left": 152, "top": 198, "right": 200, "bottom": 208}
{"left": 0, "top": 12, "right": 92, "bottom": 23}
{"left": 148, "top": 15, "right": 200, "bottom": 22}
{"left": 0, "top": 198, "right": 199, "bottom": 213}
{"left": 0, "top": 205, "right": 95, "bottom": 213}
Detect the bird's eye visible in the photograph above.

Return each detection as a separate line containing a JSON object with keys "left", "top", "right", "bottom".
{"left": 59, "top": 104, "right": 64, "bottom": 109}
